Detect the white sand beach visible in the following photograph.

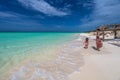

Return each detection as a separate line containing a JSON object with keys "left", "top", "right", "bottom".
{"left": 70, "top": 33, "right": 120, "bottom": 80}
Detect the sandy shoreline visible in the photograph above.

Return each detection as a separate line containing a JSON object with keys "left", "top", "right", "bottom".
{"left": 8, "top": 35, "right": 84, "bottom": 80}
{"left": 1, "top": 33, "right": 120, "bottom": 80}
{"left": 70, "top": 33, "right": 120, "bottom": 80}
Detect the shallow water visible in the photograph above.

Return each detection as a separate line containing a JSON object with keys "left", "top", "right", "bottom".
{"left": 0, "top": 32, "right": 83, "bottom": 80}
{"left": 11, "top": 40, "right": 84, "bottom": 80}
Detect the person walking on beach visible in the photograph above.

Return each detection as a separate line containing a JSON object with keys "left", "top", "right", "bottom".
{"left": 96, "top": 36, "right": 102, "bottom": 51}
{"left": 84, "top": 38, "right": 89, "bottom": 49}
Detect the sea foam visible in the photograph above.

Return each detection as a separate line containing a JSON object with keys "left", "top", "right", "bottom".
{"left": 11, "top": 39, "right": 84, "bottom": 80}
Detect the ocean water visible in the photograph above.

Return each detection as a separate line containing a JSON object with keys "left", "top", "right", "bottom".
{"left": 0, "top": 32, "right": 76, "bottom": 79}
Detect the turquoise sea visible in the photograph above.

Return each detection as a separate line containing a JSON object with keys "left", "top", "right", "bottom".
{"left": 0, "top": 32, "right": 76, "bottom": 79}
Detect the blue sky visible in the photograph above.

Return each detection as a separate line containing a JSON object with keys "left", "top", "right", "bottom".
{"left": 0, "top": 0, "right": 120, "bottom": 32}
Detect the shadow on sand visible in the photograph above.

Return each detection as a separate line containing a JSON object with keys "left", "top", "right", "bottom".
{"left": 92, "top": 46, "right": 98, "bottom": 50}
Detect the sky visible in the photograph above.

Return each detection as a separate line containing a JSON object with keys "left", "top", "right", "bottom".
{"left": 0, "top": 0, "right": 120, "bottom": 32}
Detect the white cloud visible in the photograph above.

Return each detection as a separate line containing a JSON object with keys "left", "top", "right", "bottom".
{"left": 0, "top": 11, "right": 45, "bottom": 20}
{"left": 0, "top": 11, "right": 28, "bottom": 18}
{"left": 93, "top": 0, "right": 120, "bottom": 20}
{"left": 0, "top": 12, "right": 17, "bottom": 17}
{"left": 80, "top": 0, "right": 120, "bottom": 29}
{"left": 0, "top": 11, "right": 42, "bottom": 27}
{"left": 18, "top": 0, "right": 69, "bottom": 16}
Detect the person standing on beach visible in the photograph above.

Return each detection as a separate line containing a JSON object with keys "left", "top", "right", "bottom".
{"left": 96, "top": 36, "right": 102, "bottom": 51}
{"left": 96, "top": 29, "right": 100, "bottom": 37}
{"left": 84, "top": 38, "right": 89, "bottom": 49}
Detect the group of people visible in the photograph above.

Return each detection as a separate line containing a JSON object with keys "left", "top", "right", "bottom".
{"left": 84, "top": 36, "right": 103, "bottom": 51}
{"left": 84, "top": 29, "right": 103, "bottom": 51}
